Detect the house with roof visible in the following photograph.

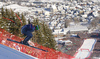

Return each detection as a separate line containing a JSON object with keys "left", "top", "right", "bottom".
{"left": 52, "top": 22, "right": 88, "bottom": 37}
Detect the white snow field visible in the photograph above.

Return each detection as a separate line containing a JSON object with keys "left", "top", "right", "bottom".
{"left": 74, "top": 39, "right": 97, "bottom": 59}
{"left": 0, "top": 44, "right": 38, "bottom": 59}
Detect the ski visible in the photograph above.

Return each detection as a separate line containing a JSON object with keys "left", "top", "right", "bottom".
{"left": 7, "top": 38, "right": 48, "bottom": 52}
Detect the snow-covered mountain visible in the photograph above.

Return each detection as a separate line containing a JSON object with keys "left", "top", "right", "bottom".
{"left": 31, "top": 0, "right": 100, "bottom": 2}
{"left": 92, "top": 0, "right": 100, "bottom": 2}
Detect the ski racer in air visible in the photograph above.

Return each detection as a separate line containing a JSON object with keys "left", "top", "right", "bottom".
{"left": 20, "top": 24, "right": 40, "bottom": 45}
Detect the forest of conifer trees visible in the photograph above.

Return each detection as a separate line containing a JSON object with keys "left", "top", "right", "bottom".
{"left": 0, "top": 7, "right": 56, "bottom": 49}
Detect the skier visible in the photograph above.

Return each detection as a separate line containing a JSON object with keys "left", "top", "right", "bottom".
{"left": 20, "top": 24, "right": 39, "bottom": 45}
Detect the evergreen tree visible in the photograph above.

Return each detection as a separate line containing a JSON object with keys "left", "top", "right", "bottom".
{"left": 0, "top": 8, "right": 26, "bottom": 37}
{"left": 32, "top": 19, "right": 56, "bottom": 49}
{"left": 42, "top": 21, "right": 56, "bottom": 49}
{"left": 5, "top": 8, "right": 9, "bottom": 18}
{"left": 0, "top": 8, "right": 56, "bottom": 49}
{"left": 1, "top": 8, "right": 10, "bottom": 30}
{"left": 32, "top": 19, "right": 42, "bottom": 43}
{"left": 1, "top": 7, "right": 4, "bottom": 17}
{"left": 21, "top": 13, "right": 26, "bottom": 26}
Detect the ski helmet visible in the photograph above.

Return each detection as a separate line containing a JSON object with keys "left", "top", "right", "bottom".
{"left": 35, "top": 25, "right": 40, "bottom": 30}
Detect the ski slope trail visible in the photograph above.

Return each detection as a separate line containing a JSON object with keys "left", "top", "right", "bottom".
{"left": 74, "top": 38, "right": 97, "bottom": 59}
{"left": 0, "top": 44, "right": 38, "bottom": 59}
{"left": 0, "top": 28, "right": 73, "bottom": 59}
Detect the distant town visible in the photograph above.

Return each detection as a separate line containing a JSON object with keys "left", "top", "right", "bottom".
{"left": 0, "top": 0, "right": 100, "bottom": 58}
{"left": 0, "top": 0, "right": 100, "bottom": 41}
{"left": 0, "top": 0, "right": 100, "bottom": 39}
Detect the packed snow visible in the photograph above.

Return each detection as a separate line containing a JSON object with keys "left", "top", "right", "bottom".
{"left": 0, "top": 44, "right": 38, "bottom": 59}
{"left": 74, "top": 39, "right": 97, "bottom": 59}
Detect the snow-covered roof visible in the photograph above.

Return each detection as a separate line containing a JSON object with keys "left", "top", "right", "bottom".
{"left": 0, "top": 2, "right": 6, "bottom": 8}
{"left": 88, "top": 28, "right": 100, "bottom": 33}
{"left": 67, "top": 25, "right": 88, "bottom": 32}
{"left": 29, "top": 0, "right": 36, "bottom": 2}
{"left": 51, "top": 20, "right": 57, "bottom": 26}
{"left": 41, "top": 0, "right": 63, "bottom": 2}
{"left": 50, "top": 26, "right": 54, "bottom": 29}
{"left": 52, "top": 29, "right": 65, "bottom": 34}
{"left": 53, "top": 24, "right": 88, "bottom": 35}
{"left": 69, "top": 22, "right": 75, "bottom": 26}
{"left": 92, "top": 0, "right": 100, "bottom": 2}
{"left": 4, "top": 4, "right": 31, "bottom": 13}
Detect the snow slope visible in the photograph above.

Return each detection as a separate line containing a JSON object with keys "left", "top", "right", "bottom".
{"left": 0, "top": 44, "right": 38, "bottom": 59}
{"left": 74, "top": 39, "right": 97, "bottom": 59}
